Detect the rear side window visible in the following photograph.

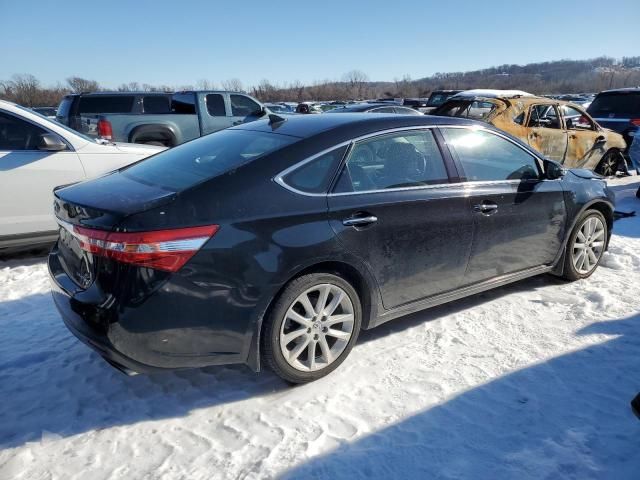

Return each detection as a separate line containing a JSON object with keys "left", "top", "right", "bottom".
{"left": 171, "top": 93, "right": 196, "bottom": 114}
{"left": 142, "top": 96, "right": 170, "bottom": 114}
{"left": 230, "top": 94, "right": 261, "bottom": 117}
{"left": 588, "top": 93, "right": 640, "bottom": 117}
{"left": 442, "top": 128, "right": 540, "bottom": 182}
{"left": 434, "top": 100, "right": 495, "bottom": 120}
{"left": 206, "top": 94, "right": 226, "bottom": 116}
{"left": 282, "top": 146, "right": 347, "bottom": 194}
{"left": 78, "top": 96, "right": 134, "bottom": 114}
{"left": 334, "top": 130, "right": 449, "bottom": 193}
{"left": 122, "top": 129, "right": 298, "bottom": 191}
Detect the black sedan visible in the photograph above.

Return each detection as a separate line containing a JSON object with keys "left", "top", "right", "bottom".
{"left": 49, "top": 114, "right": 615, "bottom": 383}
{"left": 327, "top": 102, "right": 423, "bottom": 115}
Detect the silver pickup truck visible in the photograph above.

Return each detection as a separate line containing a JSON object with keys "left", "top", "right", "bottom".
{"left": 56, "top": 91, "right": 267, "bottom": 147}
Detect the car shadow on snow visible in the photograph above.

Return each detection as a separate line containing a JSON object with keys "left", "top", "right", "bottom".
{"left": 0, "top": 291, "right": 291, "bottom": 450}
{"left": 283, "top": 313, "right": 640, "bottom": 480}
{"left": 0, "top": 271, "right": 565, "bottom": 452}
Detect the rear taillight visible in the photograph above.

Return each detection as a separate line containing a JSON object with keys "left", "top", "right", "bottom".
{"left": 68, "top": 224, "right": 219, "bottom": 272}
{"left": 97, "top": 119, "right": 113, "bottom": 139}
{"left": 631, "top": 119, "right": 640, "bottom": 127}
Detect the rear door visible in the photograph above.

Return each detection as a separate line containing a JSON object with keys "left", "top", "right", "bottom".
{"left": 0, "top": 111, "right": 84, "bottom": 238}
{"left": 199, "top": 93, "right": 235, "bottom": 135}
{"left": 526, "top": 104, "right": 568, "bottom": 161}
{"left": 560, "top": 105, "right": 602, "bottom": 168}
{"left": 440, "top": 127, "right": 566, "bottom": 285}
{"left": 327, "top": 128, "right": 474, "bottom": 310}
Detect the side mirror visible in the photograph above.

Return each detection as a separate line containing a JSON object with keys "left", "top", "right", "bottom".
{"left": 544, "top": 159, "right": 565, "bottom": 180}
{"left": 595, "top": 135, "right": 607, "bottom": 145}
{"left": 38, "top": 133, "right": 67, "bottom": 151}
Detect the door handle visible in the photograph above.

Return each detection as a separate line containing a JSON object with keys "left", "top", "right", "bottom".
{"left": 232, "top": 120, "right": 243, "bottom": 125}
{"left": 473, "top": 202, "right": 498, "bottom": 215}
{"left": 342, "top": 215, "right": 378, "bottom": 227}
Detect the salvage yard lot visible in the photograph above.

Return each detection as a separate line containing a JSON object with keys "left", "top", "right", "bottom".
{"left": 1, "top": 177, "right": 639, "bottom": 480}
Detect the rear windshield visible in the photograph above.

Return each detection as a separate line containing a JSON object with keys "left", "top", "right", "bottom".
{"left": 433, "top": 100, "right": 496, "bottom": 120}
{"left": 78, "top": 95, "right": 135, "bottom": 114}
{"left": 587, "top": 92, "right": 640, "bottom": 117}
{"left": 56, "top": 96, "right": 74, "bottom": 119}
{"left": 122, "top": 129, "right": 298, "bottom": 191}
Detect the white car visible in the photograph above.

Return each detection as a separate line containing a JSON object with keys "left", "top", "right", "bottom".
{"left": 0, "top": 100, "right": 165, "bottom": 250}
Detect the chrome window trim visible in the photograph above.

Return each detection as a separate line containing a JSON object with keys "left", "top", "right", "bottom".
{"left": 273, "top": 124, "right": 547, "bottom": 198}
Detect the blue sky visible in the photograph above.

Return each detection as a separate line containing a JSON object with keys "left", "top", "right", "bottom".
{"left": 1, "top": 0, "right": 637, "bottom": 88}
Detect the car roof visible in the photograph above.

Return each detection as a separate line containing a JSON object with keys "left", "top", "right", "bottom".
{"left": 452, "top": 89, "right": 534, "bottom": 99}
{"left": 232, "top": 112, "right": 481, "bottom": 138}
{"left": 328, "top": 103, "right": 394, "bottom": 112}
{"left": 597, "top": 87, "right": 640, "bottom": 95}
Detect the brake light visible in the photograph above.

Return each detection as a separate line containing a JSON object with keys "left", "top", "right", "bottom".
{"left": 97, "top": 119, "right": 113, "bottom": 139}
{"left": 70, "top": 224, "right": 219, "bottom": 272}
{"left": 631, "top": 119, "right": 640, "bottom": 127}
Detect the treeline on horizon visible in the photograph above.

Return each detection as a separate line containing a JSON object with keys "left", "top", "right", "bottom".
{"left": 2, "top": 56, "right": 639, "bottom": 107}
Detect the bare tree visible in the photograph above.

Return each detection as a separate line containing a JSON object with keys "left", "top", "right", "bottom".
{"left": 196, "top": 79, "right": 217, "bottom": 91}
{"left": 342, "top": 70, "right": 369, "bottom": 99}
{"left": 221, "top": 78, "right": 243, "bottom": 92}
{"left": 0, "top": 74, "right": 42, "bottom": 106}
{"left": 66, "top": 76, "right": 100, "bottom": 93}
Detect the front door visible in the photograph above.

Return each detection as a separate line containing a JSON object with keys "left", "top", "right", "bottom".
{"left": 526, "top": 104, "right": 568, "bottom": 162}
{"left": 199, "top": 93, "right": 235, "bottom": 135}
{"left": 440, "top": 127, "right": 566, "bottom": 285}
{"left": 327, "top": 129, "right": 474, "bottom": 310}
{"left": 0, "top": 112, "right": 84, "bottom": 238}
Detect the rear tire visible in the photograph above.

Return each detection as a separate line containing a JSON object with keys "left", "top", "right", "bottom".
{"left": 262, "top": 273, "right": 362, "bottom": 384}
{"left": 594, "top": 150, "right": 622, "bottom": 177}
{"left": 561, "top": 210, "right": 608, "bottom": 281}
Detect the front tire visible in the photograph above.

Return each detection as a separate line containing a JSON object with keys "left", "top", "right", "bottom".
{"left": 262, "top": 273, "right": 362, "bottom": 384}
{"left": 561, "top": 210, "right": 608, "bottom": 281}
{"left": 595, "top": 150, "right": 622, "bottom": 177}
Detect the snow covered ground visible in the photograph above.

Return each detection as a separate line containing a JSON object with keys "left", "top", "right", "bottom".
{"left": 1, "top": 177, "right": 639, "bottom": 480}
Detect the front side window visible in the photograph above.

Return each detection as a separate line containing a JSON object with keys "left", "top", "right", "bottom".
{"left": 206, "top": 94, "right": 226, "bottom": 116}
{"left": 334, "top": 130, "right": 449, "bottom": 193}
{"left": 0, "top": 112, "right": 47, "bottom": 150}
{"left": 561, "top": 105, "right": 595, "bottom": 130}
{"left": 527, "top": 104, "right": 560, "bottom": 129}
{"left": 230, "top": 94, "right": 261, "bottom": 117}
{"left": 442, "top": 128, "right": 540, "bottom": 182}
{"left": 282, "top": 146, "right": 347, "bottom": 194}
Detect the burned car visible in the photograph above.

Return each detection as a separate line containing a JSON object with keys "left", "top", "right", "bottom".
{"left": 432, "top": 93, "right": 627, "bottom": 175}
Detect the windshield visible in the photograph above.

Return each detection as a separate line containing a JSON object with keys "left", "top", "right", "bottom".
{"left": 433, "top": 100, "right": 497, "bottom": 121}
{"left": 122, "top": 129, "right": 299, "bottom": 191}
{"left": 427, "top": 93, "right": 456, "bottom": 107}
{"left": 13, "top": 103, "right": 96, "bottom": 143}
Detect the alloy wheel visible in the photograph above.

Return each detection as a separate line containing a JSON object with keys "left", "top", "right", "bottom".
{"left": 279, "top": 283, "right": 354, "bottom": 372}
{"left": 571, "top": 216, "right": 606, "bottom": 274}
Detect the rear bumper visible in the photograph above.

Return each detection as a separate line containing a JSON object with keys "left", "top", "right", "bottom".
{"left": 48, "top": 246, "right": 252, "bottom": 374}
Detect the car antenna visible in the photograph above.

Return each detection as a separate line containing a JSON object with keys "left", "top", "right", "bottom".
{"left": 268, "top": 113, "right": 286, "bottom": 125}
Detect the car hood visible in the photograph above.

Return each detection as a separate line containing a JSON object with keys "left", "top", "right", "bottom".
{"left": 567, "top": 168, "right": 605, "bottom": 180}
{"left": 113, "top": 142, "right": 167, "bottom": 155}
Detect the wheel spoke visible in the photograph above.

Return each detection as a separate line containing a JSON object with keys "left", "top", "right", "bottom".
{"left": 287, "top": 309, "right": 312, "bottom": 328}
{"left": 577, "top": 231, "right": 587, "bottom": 243}
{"left": 573, "top": 242, "right": 586, "bottom": 250}
{"left": 307, "top": 341, "right": 317, "bottom": 370}
{"left": 299, "top": 293, "right": 316, "bottom": 318}
{"left": 316, "top": 285, "right": 331, "bottom": 314}
{"left": 288, "top": 336, "right": 310, "bottom": 361}
{"left": 582, "top": 251, "right": 590, "bottom": 271}
{"left": 323, "top": 289, "right": 344, "bottom": 316}
{"left": 587, "top": 248, "right": 598, "bottom": 265}
{"left": 591, "top": 229, "right": 604, "bottom": 241}
{"left": 326, "top": 328, "right": 351, "bottom": 340}
{"left": 282, "top": 328, "right": 308, "bottom": 345}
{"left": 318, "top": 336, "right": 333, "bottom": 364}
{"left": 325, "top": 313, "right": 354, "bottom": 326}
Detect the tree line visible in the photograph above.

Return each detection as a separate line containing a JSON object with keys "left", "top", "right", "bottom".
{"left": 2, "top": 56, "right": 639, "bottom": 107}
